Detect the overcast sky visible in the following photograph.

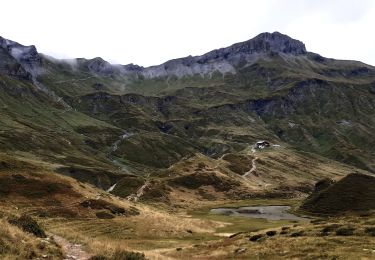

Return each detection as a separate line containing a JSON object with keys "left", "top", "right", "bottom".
{"left": 1, "top": 0, "right": 374, "bottom": 66}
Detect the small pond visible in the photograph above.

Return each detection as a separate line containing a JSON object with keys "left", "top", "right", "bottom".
{"left": 210, "top": 206, "right": 307, "bottom": 221}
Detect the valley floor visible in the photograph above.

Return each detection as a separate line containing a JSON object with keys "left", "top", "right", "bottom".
{"left": 0, "top": 152, "right": 374, "bottom": 259}
{"left": 32, "top": 199, "right": 375, "bottom": 259}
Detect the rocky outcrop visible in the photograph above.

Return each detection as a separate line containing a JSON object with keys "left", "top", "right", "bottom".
{"left": 0, "top": 36, "right": 73, "bottom": 109}
{"left": 0, "top": 47, "right": 30, "bottom": 79}
{"left": 84, "top": 57, "right": 114, "bottom": 75}
{"left": 0, "top": 36, "right": 42, "bottom": 76}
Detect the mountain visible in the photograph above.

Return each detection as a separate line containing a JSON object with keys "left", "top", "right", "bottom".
{"left": 0, "top": 32, "right": 374, "bottom": 202}
{"left": 125, "top": 31, "right": 307, "bottom": 78}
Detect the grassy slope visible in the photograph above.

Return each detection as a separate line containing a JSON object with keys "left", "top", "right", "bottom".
{"left": 36, "top": 53, "right": 375, "bottom": 173}
{"left": 0, "top": 153, "right": 229, "bottom": 258}
{"left": 301, "top": 173, "right": 375, "bottom": 214}
{"left": 5, "top": 65, "right": 364, "bottom": 204}
{"left": 0, "top": 218, "right": 63, "bottom": 259}
{"left": 1, "top": 49, "right": 374, "bottom": 202}
{"left": 0, "top": 74, "right": 130, "bottom": 184}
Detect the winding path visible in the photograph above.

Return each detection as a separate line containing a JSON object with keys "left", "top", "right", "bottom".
{"left": 243, "top": 145, "right": 259, "bottom": 178}
{"left": 51, "top": 234, "right": 92, "bottom": 260}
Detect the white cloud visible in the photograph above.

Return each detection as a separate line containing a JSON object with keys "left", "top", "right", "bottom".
{"left": 0, "top": 0, "right": 374, "bottom": 66}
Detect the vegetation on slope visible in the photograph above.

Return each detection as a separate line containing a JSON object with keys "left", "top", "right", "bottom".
{"left": 301, "top": 173, "right": 375, "bottom": 214}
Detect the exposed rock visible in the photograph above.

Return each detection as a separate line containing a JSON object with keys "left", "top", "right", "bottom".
{"left": 1, "top": 32, "right": 307, "bottom": 79}
{"left": 234, "top": 248, "right": 247, "bottom": 254}
{"left": 85, "top": 57, "right": 114, "bottom": 75}
{"left": 139, "top": 32, "right": 306, "bottom": 78}
{"left": 0, "top": 36, "right": 42, "bottom": 76}
{"left": 122, "top": 63, "right": 144, "bottom": 73}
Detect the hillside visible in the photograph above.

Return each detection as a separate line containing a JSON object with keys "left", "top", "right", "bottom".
{"left": 301, "top": 173, "right": 375, "bottom": 214}
{"left": 0, "top": 153, "right": 223, "bottom": 259}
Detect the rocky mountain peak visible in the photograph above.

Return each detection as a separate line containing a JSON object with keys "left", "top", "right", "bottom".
{"left": 85, "top": 57, "right": 114, "bottom": 75}
{"left": 198, "top": 32, "right": 306, "bottom": 63}
{"left": 140, "top": 32, "right": 307, "bottom": 78}
{"left": 123, "top": 63, "right": 144, "bottom": 72}
{"left": 231, "top": 31, "right": 307, "bottom": 55}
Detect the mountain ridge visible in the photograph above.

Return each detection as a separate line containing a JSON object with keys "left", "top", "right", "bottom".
{"left": 1, "top": 32, "right": 355, "bottom": 79}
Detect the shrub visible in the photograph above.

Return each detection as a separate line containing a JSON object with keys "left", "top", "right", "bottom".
{"left": 0, "top": 239, "right": 10, "bottom": 254}
{"left": 81, "top": 199, "right": 123, "bottom": 213}
{"left": 80, "top": 199, "right": 139, "bottom": 216}
{"left": 89, "top": 249, "right": 146, "bottom": 260}
{"left": 249, "top": 234, "right": 264, "bottom": 242}
{"left": 196, "top": 162, "right": 206, "bottom": 169}
{"left": 335, "top": 227, "right": 354, "bottom": 236}
{"left": 266, "top": 230, "right": 277, "bottom": 236}
{"left": 365, "top": 227, "right": 375, "bottom": 236}
{"left": 0, "top": 161, "right": 10, "bottom": 169}
{"left": 321, "top": 224, "right": 341, "bottom": 235}
{"left": 290, "top": 231, "right": 304, "bottom": 237}
{"left": 314, "top": 178, "right": 335, "bottom": 192}
{"left": 95, "top": 211, "right": 114, "bottom": 219}
{"left": 8, "top": 215, "right": 46, "bottom": 238}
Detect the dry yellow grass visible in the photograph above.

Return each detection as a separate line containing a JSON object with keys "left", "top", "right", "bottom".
{"left": 166, "top": 215, "right": 375, "bottom": 259}
{"left": 0, "top": 218, "right": 62, "bottom": 259}
{"left": 1, "top": 151, "right": 373, "bottom": 259}
{"left": 41, "top": 204, "right": 224, "bottom": 256}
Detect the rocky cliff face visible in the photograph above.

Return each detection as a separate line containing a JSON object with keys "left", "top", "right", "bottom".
{"left": 0, "top": 36, "right": 43, "bottom": 76}
{"left": 84, "top": 57, "right": 115, "bottom": 75}
{"left": 0, "top": 46, "right": 30, "bottom": 79}
{"left": 0, "top": 36, "right": 73, "bottom": 110}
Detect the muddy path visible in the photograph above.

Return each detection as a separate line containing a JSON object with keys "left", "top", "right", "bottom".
{"left": 243, "top": 145, "right": 259, "bottom": 178}
{"left": 243, "top": 156, "right": 259, "bottom": 177}
{"left": 51, "top": 234, "right": 92, "bottom": 260}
